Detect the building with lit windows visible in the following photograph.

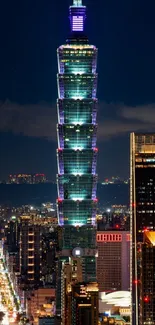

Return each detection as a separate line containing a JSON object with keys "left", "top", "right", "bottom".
{"left": 65, "top": 282, "right": 98, "bottom": 325}
{"left": 97, "top": 231, "right": 130, "bottom": 292}
{"left": 61, "top": 258, "right": 83, "bottom": 324}
{"left": 56, "top": 0, "right": 98, "bottom": 322}
{"left": 130, "top": 133, "right": 155, "bottom": 325}
{"left": 8, "top": 173, "right": 46, "bottom": 184}
{"left": 26, "top": 288, "right": 55, "bottom": 325}
{"left": 139, "top": 231, "right": 155, "bottom": 325}
{"left": 5, "top": 216, "right": 20, "bottom": 254}
{"left": 19, "top": 215, "right": 42, "bottom": 286}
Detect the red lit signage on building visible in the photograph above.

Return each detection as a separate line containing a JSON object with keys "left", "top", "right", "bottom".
{"left": 96, "top": 234, "right": 122, "bottom": 242}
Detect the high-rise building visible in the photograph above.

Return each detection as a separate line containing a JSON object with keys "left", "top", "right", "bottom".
{"left": 130, "top": 133, "right": 155, "bottom": 324}
{"left": 19, "top": 215, "right": 42, "bottom": 286}
{"left": 56, "top": 0, "right": 98, "bottom": 321}
{"left": 97, "top": 231, "right": 130, "bottom": 292}
{"left": 60, "top": 258, "right": 98, "bottom": 325}
{"left": 5, "top": 216, "right": 20, "bottom": 253}
{"left": 42, "top": 231, "right": 58, "bottom": 286}
{"left": 139, "top": 231, "right": 155, "bottom": 325}
{"left": 66, "top": 282, "right": 98, "bottom": 325}
{"left": 26, "top": 287, "right": 55, "bottom": 324}
{"left": 61, "top": 258, "right": 83, "bottom": 324}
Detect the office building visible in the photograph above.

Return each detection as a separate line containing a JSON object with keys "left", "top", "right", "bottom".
{"left": 19, "top": 215, "right": 42, "bottom": 286}
{"left": 130, "top": 133, "right": 155, "bottom": 324}
{"left": 139, "top": 231, "right": 155, "bottom": 325}
{"left": 61, "top": 259, "right": 98, "bottom": 325}
{"left": 5, "top": 216, "right": 20, "bottom": 253}
{"left": 61, "top": 258, "right": 83, "bottom": 324}
{"left": 97, "top": 231, "right": 130, "bottom": 292}
{"left": 66, "top": 282, "right": 98, "bottom": 325}
{"left": 42, "top": 231, "right": 58, "bottom": 286}
{"left": 56, "top": 0, "right": 98, "bottom": 321}
{"left": 26, "top": 288, "right": 55, "bottom": 325}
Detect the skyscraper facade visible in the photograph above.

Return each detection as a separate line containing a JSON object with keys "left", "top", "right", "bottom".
{"left": 19, "top": 215, "right": 42, "bottom": 286}
{"left": 97, "top": 231, "right": 130, "bottom": 292}
{"left": 65, "top": 282, "right": 98, "bottom": 325}
{"left": 56, "top": 0, "right": 98, "bottom": 320}
{"left": 140, "top": 231, "right": 155, "bottom": 325}
{"left": 130, "top": 133, "right": 155, "bottom": 325}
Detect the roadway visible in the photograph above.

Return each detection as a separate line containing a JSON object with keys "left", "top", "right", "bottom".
{"left": 0, "top": 244, "right": 19, "bottom": 324}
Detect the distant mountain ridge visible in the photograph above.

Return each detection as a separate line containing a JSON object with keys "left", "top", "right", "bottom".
{"left": 0, "top": 183, "right": 129, "bottom": 207}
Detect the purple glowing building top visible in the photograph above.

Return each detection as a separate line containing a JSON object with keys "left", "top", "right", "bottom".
{"left": 69, "top": 0, "right": 86, "bottom": 32}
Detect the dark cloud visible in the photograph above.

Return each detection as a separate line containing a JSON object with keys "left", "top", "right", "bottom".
{"left": 98, "top": 103, "right": 155, "bottom": 139}
{"left": 121, "top": 104, "right": 155, "bottom": 123}
{"left": 0, "top": 100, "right": 57, "bottom": 140}
{"left": 0, "top": 101, "right": 155, "bottom": 141}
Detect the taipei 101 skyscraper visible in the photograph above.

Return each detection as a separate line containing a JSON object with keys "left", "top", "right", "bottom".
{"left": 56, "top": 0, "right": 98, "bottom": 320}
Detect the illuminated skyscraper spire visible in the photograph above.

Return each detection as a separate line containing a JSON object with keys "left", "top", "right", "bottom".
{"left": 70, "top": 0, "right": 86, "bottom": 32}
{"left": 56, "top": 0, "right": 98, "bottom": 319}
{"left": 73, "top": 0, "right": 82, "bottom": 6}
{"left": 57, "top": 0, "right": 98, "bottom": 227}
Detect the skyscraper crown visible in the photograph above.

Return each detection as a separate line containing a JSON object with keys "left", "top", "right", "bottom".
{"left": 69, "top": 0, "right": 86, "bottom": 33}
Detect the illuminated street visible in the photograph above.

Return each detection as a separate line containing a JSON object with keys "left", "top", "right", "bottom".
{"left": 0, "top": 243, "right": 18, "bottom": 324}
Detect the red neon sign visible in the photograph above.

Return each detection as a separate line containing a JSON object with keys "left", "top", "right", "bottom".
{"left": 96, "top": 234, "right": 122, "bottom": 242}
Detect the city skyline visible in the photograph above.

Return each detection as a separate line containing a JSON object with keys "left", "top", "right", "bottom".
{"left": 0, "top": 1, "right": 154, "bottom": 324}
{"left": 0, "top": 0, "right": 155, "bottom": 180}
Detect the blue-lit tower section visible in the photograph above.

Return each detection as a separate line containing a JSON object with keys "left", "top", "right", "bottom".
{"left": 56, "top": 0, "right": 98, "bottom": 317}
{"left": 57, "top": 0, "right": 98, "bottom": 228}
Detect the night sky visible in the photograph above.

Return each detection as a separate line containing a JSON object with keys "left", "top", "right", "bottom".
{"left": 0, "top": 0, "right": 155, "bottom": 181}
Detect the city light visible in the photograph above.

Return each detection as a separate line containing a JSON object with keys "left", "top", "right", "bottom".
{"left": 144, "top": 296, "right": 150, "bottom": 303}
{"left": 72, "top": 96, "right": 84, "bottom": 100}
